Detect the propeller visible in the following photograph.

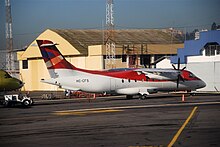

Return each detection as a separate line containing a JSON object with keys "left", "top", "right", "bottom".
{"left": 172, "top": 58, "right": 186, "bottom": 88}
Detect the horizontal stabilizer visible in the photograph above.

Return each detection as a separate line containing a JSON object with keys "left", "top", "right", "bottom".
{"left": 41, "top": 78, "right": 57, "bottom": 85}
{"left": 41, "top": 79, "right": 80, "bottom": 91}
{"left": 59, "top": 86, "right": 80, "bottom": 91}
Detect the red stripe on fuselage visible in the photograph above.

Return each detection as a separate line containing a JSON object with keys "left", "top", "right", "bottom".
{"left": 73, "top": 68, "right": 200, "bottom": 82}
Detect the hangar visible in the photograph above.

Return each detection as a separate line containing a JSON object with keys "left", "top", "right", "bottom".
{"left": 17, "top": 29, "right": 183, "bottom": 91}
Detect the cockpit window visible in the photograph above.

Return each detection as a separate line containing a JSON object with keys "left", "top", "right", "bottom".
{"left": 189, "top": 72, "right": 196, "bottom": 78}
{"left": 4, "top": 73, "right": 12, "bottom": 78}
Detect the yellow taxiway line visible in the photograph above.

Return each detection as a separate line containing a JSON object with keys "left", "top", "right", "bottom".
{"left": 53, "top": 109, "right": 123, "bottom": 116}
{"left": 167, "top": 106, "right": 198, "bottom": 147}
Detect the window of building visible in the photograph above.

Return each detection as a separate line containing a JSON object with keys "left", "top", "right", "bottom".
{"left": 204, "top": 42, "right": 220, "bottom": 56}
{"left": 129, "top": 55, "right": 136, "bottom": 65}
{"left": 205, "top": 48, "right": 211, "bottom": 56}
{"left": 210, "top": 45, "right": 216, "bottom": 55}
{"left": 4, "top": 73, "right": 12, "bottom": 78}
{"left": 140, "top": 55, "right": 150, "bottom": 66}
{"left": 122, "top": 55, "right": 127, "bottom": 62}
{"left": 217, "top": 45, "right": 220, "bottom": 55}
{"left": 115, "top": 55, "right": 122, "bottom": 59}
{"left": 22, "top": 60, "right": 28, "bottom": 69}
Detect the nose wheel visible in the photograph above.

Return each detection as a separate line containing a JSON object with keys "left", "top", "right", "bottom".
{"left": 139, "top": 94, "right": 148, "bottom": 100}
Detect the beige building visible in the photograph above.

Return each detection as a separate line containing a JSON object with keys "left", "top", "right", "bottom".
{"left": 17, "top": 29, "right": 183, "bottom": 91}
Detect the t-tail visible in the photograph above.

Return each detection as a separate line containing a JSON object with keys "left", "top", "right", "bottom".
{"left": 36, "top": 40, "right": 76, "bottom": 78}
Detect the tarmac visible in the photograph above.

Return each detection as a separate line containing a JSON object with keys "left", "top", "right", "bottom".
{"left": 0, "top": 94, "right": 220, "bottom": 147}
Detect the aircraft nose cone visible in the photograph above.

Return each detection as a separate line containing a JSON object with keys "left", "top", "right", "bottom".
{"left": 198, "top": 80, "right": 206, "bottom": 89}
{"left": 18, "top": 80, "right": 24, "bottom": 88}
{"left": 201, "top": 80, "right": 206, "bottom": 88}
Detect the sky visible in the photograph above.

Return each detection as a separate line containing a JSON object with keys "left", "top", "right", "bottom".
{"left": 0, "top": 0, "right": 220, "bottom": 50}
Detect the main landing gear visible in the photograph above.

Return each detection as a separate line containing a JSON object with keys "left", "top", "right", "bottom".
{"left": 126, "top": 94, "right": 148, "bottom": 100}
{"left": 126, "top": 95, "right": 133, "bottom": 99}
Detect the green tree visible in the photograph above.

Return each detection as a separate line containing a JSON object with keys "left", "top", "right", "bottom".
{"left": 211, "top": 22, "right": 217, "bottom": 30}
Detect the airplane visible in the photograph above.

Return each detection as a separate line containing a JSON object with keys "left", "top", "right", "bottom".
{"left": 36, "top": 40, "right": 206, "bottom": 99}
{"left": 0, "top": 70, "right": 24, "bottom": 92}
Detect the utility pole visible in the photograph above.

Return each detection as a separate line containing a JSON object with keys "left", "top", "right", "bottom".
{"left": 105, "top": 0, "right": 115, "bottom": 69}
{"left": 5, "top": 0, "right": 15, "bottom": 73}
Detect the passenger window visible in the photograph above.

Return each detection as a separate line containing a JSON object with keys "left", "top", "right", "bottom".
{"left": 189, "top": 73, "right": 196, "bottom": 78}
{"left": 122, "top": 79, "right": 124, "bottom": 83}
{"left": 22, "top": 60, "right": 28, "bottom": 69}
{"left": 4, "top": 73, "right": 11, "bottom": 78}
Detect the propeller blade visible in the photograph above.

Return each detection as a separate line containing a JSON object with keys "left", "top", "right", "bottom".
{"left": 172, "top": 64, "right": 177, "bottom": 70}
{"left": 177, "top": 58, "right": 180, "bottom": 70}
{"left": 180, "top": 75, "right": 185, "bottom": 82}
{"left": 172, "top": 58, "right": 185, "bottom": 89}
{"left": 177, "top": 75, "right": 180, "bottom": 89}
{"left": 181, "top": 67, "right": 186, "bottom": 71}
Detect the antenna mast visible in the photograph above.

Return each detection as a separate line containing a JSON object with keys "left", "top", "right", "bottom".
{"left": 5, "top": 0, "right": 15, "bottom": 73}
{"left": 105, "top": 0, "right": 115, "bottom": 69}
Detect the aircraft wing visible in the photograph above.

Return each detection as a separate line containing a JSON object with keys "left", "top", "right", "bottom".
{"left": 58, "top": 86, "right": 81, "bottom": 91}
{"left": 134, "top": 68, "right": 180, "bottom": 80}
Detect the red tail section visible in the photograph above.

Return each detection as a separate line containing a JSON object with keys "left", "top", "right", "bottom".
{"left": 36, "top": 40, "right": 75, "bottom": 70}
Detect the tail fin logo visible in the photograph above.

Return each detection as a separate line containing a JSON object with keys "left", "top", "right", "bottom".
{"left": 36, "top": 40, "right": 73, "bottom": 70}
{"left": 45, "top": 55, "right": 64, "bottom": 68}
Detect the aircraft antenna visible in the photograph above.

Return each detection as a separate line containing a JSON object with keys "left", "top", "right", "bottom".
{"left": 105, "top": 0, "right": 115, "bottom": 69}
{"left": 5, "top": 0, "right": 15, "bottom": 73}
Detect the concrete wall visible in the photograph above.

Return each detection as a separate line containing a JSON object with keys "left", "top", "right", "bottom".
{"left": 87, "top": 45, "right": 104, "bottom": 70}
{"left": 156, "top": 57, "right": 186, "bottom": 69}
{"left": 187, "top": 55, "right": 220, "bottom": 91}
{"left": 156, "top": 58, "right": 173, "bottom": 69}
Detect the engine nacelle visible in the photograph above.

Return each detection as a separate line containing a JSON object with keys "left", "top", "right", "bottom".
{"left": 116, "top": 87, "right": 158, "bottom": 95}
{"left": 116, "top": 88, "right": 140, "bottom": 95}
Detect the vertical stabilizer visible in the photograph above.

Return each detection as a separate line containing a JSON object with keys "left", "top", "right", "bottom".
{"left": 36, "top": 40, "right": 76, "bottom": 78}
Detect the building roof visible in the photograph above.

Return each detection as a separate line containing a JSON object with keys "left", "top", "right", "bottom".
{"left": 52, "top": 29, "right": 183, "bottom": 55}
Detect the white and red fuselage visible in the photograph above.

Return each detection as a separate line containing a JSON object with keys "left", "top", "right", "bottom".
{"left": 37, "top": 40, "right": 206, "bottom": 97}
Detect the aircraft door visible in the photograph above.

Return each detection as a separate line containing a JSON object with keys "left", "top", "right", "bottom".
{"left": 110, "top": 78, "right": 116, "bottom": 91}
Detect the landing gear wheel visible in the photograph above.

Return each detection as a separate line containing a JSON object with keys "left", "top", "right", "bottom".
{"left": 126, "top": 95, "right": 133, "bottom": 99}
{"left": 3, "top": 100, "right": 9, "bottom": 107}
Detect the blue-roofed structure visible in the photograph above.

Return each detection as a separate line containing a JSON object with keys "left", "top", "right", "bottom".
{"left": 171, "top": 30, "right": 220, "bottom": 64}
